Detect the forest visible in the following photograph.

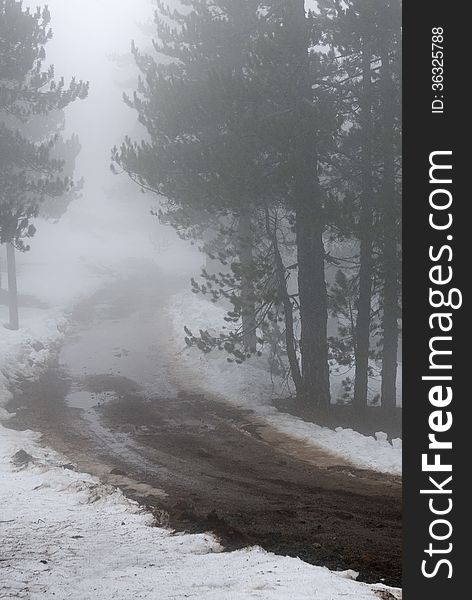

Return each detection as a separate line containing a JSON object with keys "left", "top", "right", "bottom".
{"left": 1, "top": 2, "right": 403, "bottom": 596}
{"left": 1, "top": 0, "right": 402, "bottom": 429}
{"left": 113, "top": 0, "right": 402, "bottom": 426}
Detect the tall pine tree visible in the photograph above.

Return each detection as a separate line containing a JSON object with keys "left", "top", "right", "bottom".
{"left": 0, "top": 0, "right": 88, "bottom": 328}
{"left": 115, "top": 0, "right": 339, "bottom": 410}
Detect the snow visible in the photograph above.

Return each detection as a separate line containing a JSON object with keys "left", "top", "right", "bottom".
{"left": 168, "top": 292, "right": 402, "bottom": 476}
{"left": 0, "top": 304, "right": 401, "bottom": 600}
{"left": 2, "top": 0, "right": 401, "bottom": 593}
{"left": 0, "top": 198, "right": 401, "bottom": 598}
{"left": 0, "top": 290, "right": 400, "bottom": 598}
{"left": 0, "top": 424, "right": 401, "bottom": 599}
{"left": 0, "top": 306, "right": 66, "bottom": 420}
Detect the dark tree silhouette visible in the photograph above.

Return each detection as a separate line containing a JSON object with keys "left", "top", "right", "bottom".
{"left": 0, "top": 0, "right": 88, "bottom": 328}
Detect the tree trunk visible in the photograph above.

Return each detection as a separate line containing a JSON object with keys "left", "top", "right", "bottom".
{"left": 6, "top": 242, "right": 19, "bottom": 330}
{"left": 379, "top": 32, "right": 399, "bottom": 414}
{"left": 289, "top": 0, "right": 331, "bottom": 410}
{"left": 353, "top": 34, "right": 374, "bottom": 414}
{"left": 238, "top": 212, "right": 257, "bottom": 353}
{"left": 264, "top": 206, "right": 302, "bottom": 395}
{"left": 296, "top": 200, "right": 331, "bottom": 409}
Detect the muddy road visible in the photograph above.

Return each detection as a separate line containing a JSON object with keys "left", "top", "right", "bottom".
{"left": 7, "top": 267, "right": 402, "bottom": 587}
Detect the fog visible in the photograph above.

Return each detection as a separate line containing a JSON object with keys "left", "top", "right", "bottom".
{"left": 2, "top": 0, "right": 402, "bottom": 433}
{"left": 1, "top": 3, "right": 402, "bottom": 595}
{"left": 37, "top": 0, "right": 149, "bottom": 183}
{"left": 16, "top": 0, "right": 201, "bottom": 293}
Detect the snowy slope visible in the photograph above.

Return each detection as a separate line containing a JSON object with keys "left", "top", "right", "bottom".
{"left": 0, "top": 211, "right": 401, "bottom": 598}
{"left": 0, "top": 305, "right": 66, "bottom": 420}
{"left": 0, "top": 300, "right": 401, "bottom": 598}
{"left": 168, "top": 292, "right": 402, "bottom": 475}
{"left": 0, "top": 424, "right": 401, "bottom": 599}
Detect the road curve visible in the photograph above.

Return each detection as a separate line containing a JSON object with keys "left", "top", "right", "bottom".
{"left": 8, "top": 265, "right": 402, "bottom": 586}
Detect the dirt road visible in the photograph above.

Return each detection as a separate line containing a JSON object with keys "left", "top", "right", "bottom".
{"left": 8, "top": 266, "right": 402, "bottom": 587}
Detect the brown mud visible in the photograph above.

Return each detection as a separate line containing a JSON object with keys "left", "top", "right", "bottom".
{"left": 6, "top": 270, "right": 402, "bottom": 587}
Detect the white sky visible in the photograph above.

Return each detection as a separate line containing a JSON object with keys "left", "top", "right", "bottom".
{"left": 25, "top": 0, "right": 153, "bottom": 187}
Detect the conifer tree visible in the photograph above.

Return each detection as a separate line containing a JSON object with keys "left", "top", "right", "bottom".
{"left": 378, "top": 0, "right": 401, "bottom": 414}
{"left": 0, "top": 0, "right": 88, "bottom": 328}
{"left": 115, "top": 0, "right": 340, "bottom": 410}
{"left": 318, "top": 0, "right": 401, "bottom": 412}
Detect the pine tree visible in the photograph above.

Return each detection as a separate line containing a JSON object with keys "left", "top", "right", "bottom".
{"left": 378, "top": 0, "right": 401, "bottom": 414}
{"left": 317, "top": 0, "right": 401, "bottom": 412}
{"left": 253, "top": 0, "right": 336, "bottom": 409}
{"left": 115, "top": 0, "right": 266, "bottom": 350}
{"left": 115, "top": 0, "right": 340, "bottom": 410}
{"left": 0, "top": 0, "right": 88, "bottom": 328}
{"left": 15, "top": 110, "right": 83, "bottom": 218}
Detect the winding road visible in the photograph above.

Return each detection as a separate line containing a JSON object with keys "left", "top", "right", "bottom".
{"left": 8, "top": 263, "right": 402, "bottom": 586}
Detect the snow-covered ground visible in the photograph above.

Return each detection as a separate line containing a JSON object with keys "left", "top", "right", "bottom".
{"left": 0, "top": 424, "right": 401, "bottom": 599}
{"left": 1, "top": 309, "right": 400, "bottom": 598}
{"left": 2, "top": 0, "right": 401, "bottom": 593}
{"left": 0, "top": 313, "right": 402, "bottom": 600}
{"left": 1, "top": 207, "right": 401, "bottom": 598}
{"left": 169, "top": 292, "right": 402, "bottom": 476}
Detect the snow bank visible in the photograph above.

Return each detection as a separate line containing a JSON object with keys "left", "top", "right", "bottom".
{"left": 0, "top": 305, "right": 67, "bottom": 420}
{"left": 0, "top": 304, "right": 401, "bottom": 600}
{"left": 0, "top": 204, "right": 401, "bottom": 597}
{"left": 0, "top": 287, "right": 400, "bottom": 598}
{"left": 168, "top": 292, "right": 402, "bottom": 475}
{"left": 0, "top": 422, "right": 400, "bottom": 599}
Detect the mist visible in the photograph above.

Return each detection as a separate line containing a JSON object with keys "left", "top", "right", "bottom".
{"left": 16, "top": 0, "right": 201, "bottom": 302}
{"left": 1, "top": 1, "right": 402, "bottom": 597}
{"left": 39, "top": 0, "right": 149, "bottom": 180}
